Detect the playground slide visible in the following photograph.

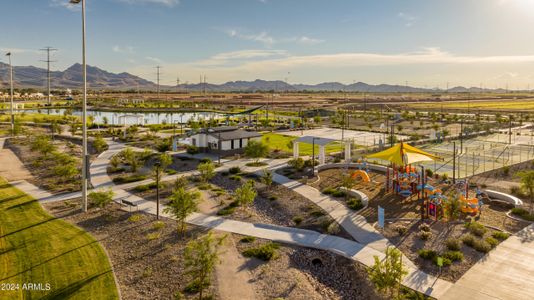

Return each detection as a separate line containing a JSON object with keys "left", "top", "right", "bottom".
{"left": 460, "top": 196, "right": 480, "bottom": 214}
{"left": 351, "top": 170, "right": 371, "bottom": 182}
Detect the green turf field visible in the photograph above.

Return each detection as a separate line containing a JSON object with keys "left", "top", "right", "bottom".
{"left": 0, "top": 178, "right": 119, "bottom": 299}
{"left": 262, "top": 132, "right": 344, "bottom": 156}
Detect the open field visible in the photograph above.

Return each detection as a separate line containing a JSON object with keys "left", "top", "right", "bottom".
{"left": 406, "top": 99, "right": 534, "bottom": 111}
{"left": 0, "top": 178, "right": 118, "bottom": 299}
{"left": 262, "top": 132, "right": 345, "bottom": 155}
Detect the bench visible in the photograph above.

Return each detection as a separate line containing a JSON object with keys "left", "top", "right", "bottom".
{"left": 119, "top": 198, "right": 139, "bottom": 212}
{"left": 483, "top": 189, "right": 523, "bottom": 207}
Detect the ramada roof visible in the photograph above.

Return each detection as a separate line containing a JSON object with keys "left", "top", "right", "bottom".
{"left": 207, "top": 129, "right": 261, "bottom": 141}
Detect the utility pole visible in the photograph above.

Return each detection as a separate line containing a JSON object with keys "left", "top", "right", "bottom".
{"left": 452, "top": 142, "right": 456, "bottom": 184}
{"left": 176, "top": 76, "right": 180, "bottom": 93}
{"left": 5, "top": 52, "right": 14, "bottom": 135}
{"left": 509, "top": 114, "right": 512, "bottom": 145}
{"left": 156, "top": 66, "right": 161, "bottom": 99}
{"left": 40, "top": 47, "right": 57, "bottom": 105}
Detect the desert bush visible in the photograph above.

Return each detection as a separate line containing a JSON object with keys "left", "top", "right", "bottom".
{"left": 128, "top": 214, "right": 143, "bottom": 222}
{"left": 418, "top": 223, "right": 431, "bottom": 232}
{"left": 229, "top": 166, "right": 241, "bottom": 174}
{"left": 511, "top": 208, "right": 534, "bottom": 221}
{"left": 89, "top": 189, "right": 114, "bottom": 209}
{"left": 465, "top": 222, "right": 487, "bottom": 237}
{"left": 443, "top": 251, "right": 464, "bottom": 262}
{"left": 461, "top": 234, "right": 476, "bottom": 247}
{"left": 485, "top": 237, "right": 499, "bottom": 248}
{"left": 393, "top": 225, "right": 408, "bottom": 236}
{"left": 287, "top": 158, "right": 305, "bottom": 171}
{"left": 417, "top": 249, "right": 437, "bottom": 260}
{"left": 113, "top": 174, "right": 147, "bottom": 184}
{"left": 331, "top": 190, "right": 346, "bottom": 198}
{"left": 473, "top": 239, "right": 492, "bottom": 253}
{"left": 243, "top": 243, "right": 279, "bottom": 261}
{"left": 347, "top": 198, "right": 363, "bottom": 210}
{"left": 492, "top": 231, "right": 510, "bottom": 240}
{"left": 152, "top": 221, "right": 165, "bottom": 230}
{"left": 445, "top": 238, "right": 462, "bottom": 251}
{"left": 419, "top": 231, "right": 432, "bottom": 241}
{"left": 186, "top": 145, "right": 199, "bottom": 155}
{"left": 326, "top": 221, "right": 340, "bottom": 235}
{"left": 240, "top": 236, "right": 256, "bottom": 243}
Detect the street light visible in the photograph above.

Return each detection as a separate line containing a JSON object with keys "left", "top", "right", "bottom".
{"left": 5, "top": 52, "right": 14, "bottom": 135}
{"left": 154, "top": 162, "right": 162, "bottom": 220}
{"left": 311, "top": 137, "right": 318, "bottom": 176}
{"left": 70, "top": 0, "right": 89, "bottom": 212}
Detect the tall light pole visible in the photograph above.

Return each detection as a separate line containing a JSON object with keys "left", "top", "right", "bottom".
{"left": 70, "top": 0, "right": 88, "bottom": 212}
{"left": 5, "top": 52, "right": 14, "bottom": 135}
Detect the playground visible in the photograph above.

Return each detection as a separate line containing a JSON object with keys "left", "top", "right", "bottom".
{"left": 305, "top": 142, "right": 531, "bottom": 281}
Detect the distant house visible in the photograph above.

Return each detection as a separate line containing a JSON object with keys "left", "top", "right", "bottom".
{"left": 189, "top": 126, "right": 261, "bottom": 154}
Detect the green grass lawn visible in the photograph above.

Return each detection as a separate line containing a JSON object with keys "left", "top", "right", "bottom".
{"left": 262, "top": 133, "right": 344, "bottom": 156}
{"left": 0, "top": 178, "right": 119, "bottom": 299}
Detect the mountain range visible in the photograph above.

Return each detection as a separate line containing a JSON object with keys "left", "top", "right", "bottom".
{"left": 0, "top": 62, "right": 507, "bottom": 93}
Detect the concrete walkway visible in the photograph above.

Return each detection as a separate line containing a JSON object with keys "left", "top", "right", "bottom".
{"left": 5, "top": 138, "right": 453, "bottom": 298}
{"left": 442, "top": 224, "right": 534, "bottom": 300}
{"left": 269, "top": 170, "right": 395, "bottom": 255}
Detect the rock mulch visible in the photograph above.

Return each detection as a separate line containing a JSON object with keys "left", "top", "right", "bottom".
{"left": 43, "top": 199, "right": 217, "bottom": 300}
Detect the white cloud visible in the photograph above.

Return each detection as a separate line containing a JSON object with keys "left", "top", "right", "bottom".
{"left": 0, "top": 47, "right": 39, "bottom": 55}
{"left": 195, "top": 49, "right": 288, "bottom": 67}
{"left": 112, "top": 45, "right": 135, "bottom": 54}
{"left": 145, "top": 56, "right": 163, "bottom": 63}
{"left": 221, "top": 28, "right": 324, "bottom": 46}
{"left": 118, "top": 0, "right": 180, "bottom": 7}
{"left": 398, "top": 12, "right": 416, "bottom": 27}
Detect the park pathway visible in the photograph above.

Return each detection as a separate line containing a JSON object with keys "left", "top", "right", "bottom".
{"left": 5, "top": 138, "right": 453, "bottom": 298}
{"left": 442, "top": 223, "right": 534, "bottom": 300}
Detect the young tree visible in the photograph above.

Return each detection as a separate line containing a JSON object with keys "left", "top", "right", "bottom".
{"left": 88, "top": 189, "right": 114, "bottom": 210}
{"left": 93, "top": 135, "right": 108, "bottom": 153}
{"left": 174, "top": 176, "right": 189, "bottom": 191}
{"left": 260, "top": 169, "right": 273, "bottom": 190}
{"left": 110, "top": 154, "right": 121, "bottom": 170}
{"left": 31, "top": 135, "right": 56, "bottom": 157}
{"left": 244, "top": 140, "right": 269, "bottom": 164}
{"left": 159, "top": 152, "right": 173, "bottom": 170}
{"left": 368, "top": 247, "right": 408, "bottom": 299}
{"left": 197, "top": 161, "right": 215, "bottom": 183}
{"left": 69, "top": 122, "right": 79, "bottom": 136}
{"left": 517, "top": 170, "right": 534, "bottom": 213}
{"left": 443, "top": 192, "right": 462, "bottom": 222}
{"left": 234, "top": 180, "right": 257, "bottom": 207}
{"left": 288, "top": 157, "right": 305, "bottom": 171}
{"left": 340, "top": 172, "right": 357, "bottom": 200}
{"left": 121, "top": 147, "right": 139, "bottom": 172}
{"left": 53, "top": 163, "right": 78, "bottom": 183}
{"left": 184, "top": 232, "right": 225, "bottom": 300}
{"left": 164, "top": 187, "right": 199, "bottom": 236}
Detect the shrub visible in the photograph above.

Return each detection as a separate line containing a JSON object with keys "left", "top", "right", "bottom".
{"left": 89, "top": 189, "right": 114, "bottom": 209}
{"left": 418, "top": 249, "right": 437, "bottom": 260}
{"left": 287, "top": 158, "right": 305, "bottom": 171}
{"left": 146, "top": 232, "right": 161, "bottom": 240}
{"left": 112, "top": 174, "right": 147, "bottom": 184}
{"left": 217, "top": 206, "right": 236, "bottom": 216}
{"left": 133, "top": 184, "right": 151, "bottom": 192}
{"left": 229, "top": 166, "right": 241, "bottom": 174}
{"left": 445, "top": 238, "right": 462, "bottom": 251}
{"left": 443, "top": 251, "right": 464, "bottom": 262}
{"left": 511, "top": 208, "right": 534, "bottom": 221}
{"left": 183, "top": 279, "right": 208, "bottom": 294}
{"left": 293, "top": 216, "right": 303, "bottom": 225}
{"left": 268, "top": 196, "right": 277, "bottom": 201}
{"left": 240, "top": 236, "right": 256, "bottom": 243}
{"left": 418, "top": 223, "right": 431, "bottom": 232}
{"left": 326, "top": 221, "right": 340, "bottom": 235}
{"left": 502, "top": 165, "right": 510, "bottom": 176}
{"left": 229, "top": 175, "right": 242, "bottom": 181}
{"left": 461, "top": 234, "right": 476, "bottom": 247}
{"left": 152, "top": 221, "right": 165, "bottom": 230}
{"left": 473, "top": 239, "right": 492, "bottom": 253}
{"left": 434, "top": 256, "right": 452, "bottom": 267}
{"left": 128, "top": 214, "right": 143, "bottom": 222}
{"left": 197, "top": 183, "right": 211, "bottom": 190}
{"left": 419, "top": 231, "right": 432, "bottom": 241}
{"left": 492, "top": 231, "right": 510, "bottom": 240}
{"left": 347, "top": 198, "right": 363, "bottom": 210}
{"left": 465, "top": 222, "right": 487, "bottom": 237}
{"left": 186, "top": 145, "right": 199, "bottom": 155}
{"left": 393, "top": 225, "right": 408, "bottom": 236}
{"left": 485, "top": 237, "right": 499, "bottom": 248}
{"left": 331, "top": 190, "right": 346, "bottom": 198}
{"left": 243, "top": 243, "right": 279, "bottom": 261}
{"left": 309, "top": 210, "right": 325, "bottom": 217}
{"left": 322, "top": 188, "right": 335, "bottom": 195}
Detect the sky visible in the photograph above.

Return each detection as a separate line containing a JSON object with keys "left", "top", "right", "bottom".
{"left": 2, "top": 0, "right": 534, "bottom": 88}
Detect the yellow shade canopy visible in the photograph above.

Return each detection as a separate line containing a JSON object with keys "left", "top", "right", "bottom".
{"left": 366, "top": 142, "right": 441, "bottom": 165}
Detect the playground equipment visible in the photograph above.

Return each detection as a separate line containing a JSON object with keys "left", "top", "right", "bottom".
{"left": 417, "top": 184, "right": 447, "bottom": 220}
{"left": 456, "top": 179, "right": 483, "bottom": 216}
{"left": 351, "top": 170, "right": 371, "bottom": 183}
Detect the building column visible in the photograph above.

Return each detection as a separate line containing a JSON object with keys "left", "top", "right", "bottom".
{"left": 293, "top": 141, "right": 299, "bottom": 159}
{"left": 319, "top": 145, "right": 326, "bottom": 165}
{"left": 344, "top": 141, "right": 351, "bottom": 163}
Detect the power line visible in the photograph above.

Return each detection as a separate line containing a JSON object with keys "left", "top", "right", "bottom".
{"left": 155, "top": 66, "right": 161, "bottom": 99}
{"left": 40, "top": 47, "right": 57, "bottom": 105}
